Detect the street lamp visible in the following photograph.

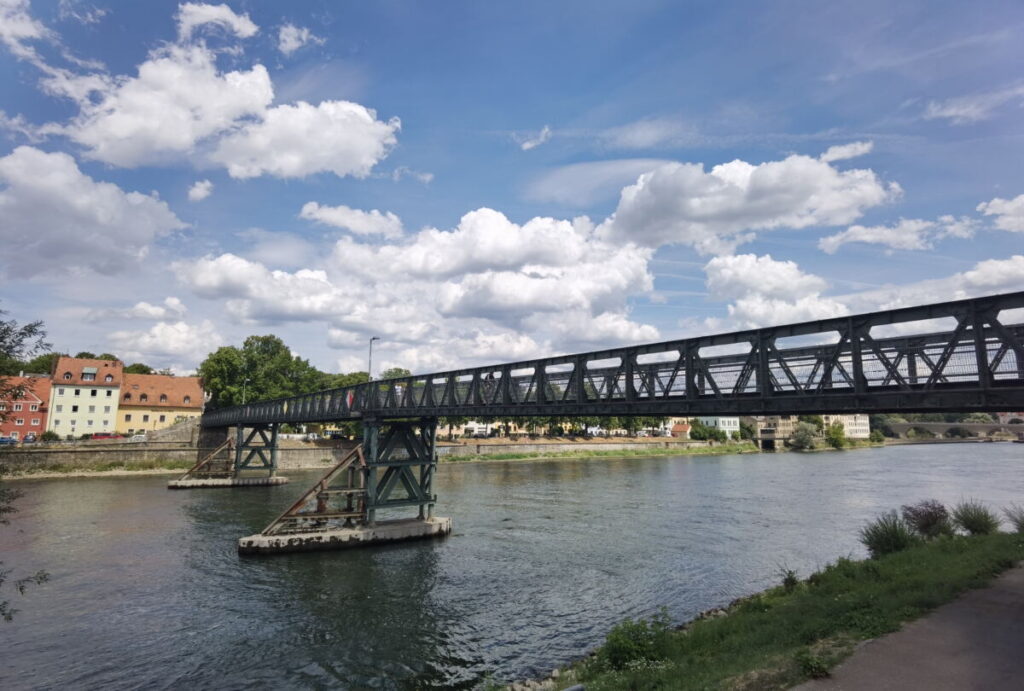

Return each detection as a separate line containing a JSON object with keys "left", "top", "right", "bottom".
{"left": 242, "top": 377, "right": 251, "bottom": 405}
{"left": 367, "top": 337, "right": 380, "bottom": 381}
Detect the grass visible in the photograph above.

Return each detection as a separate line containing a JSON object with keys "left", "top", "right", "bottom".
{"left": 552, "top": 533, "right": 1023, "bottom": 691}
{"left": 952, "top": 499, "right": 1001, "bottom": 535}
{"left": 860, "top": 511, "right": 921, "bottom": 558}
{"left": 1005, "top": 505, "right": 1024, "bottom": 534}
{"left": 439, "top": 442, "right": 758, "bottom": 464}
{"left": 7, "top": 458, "right": 194, "bottom": 475}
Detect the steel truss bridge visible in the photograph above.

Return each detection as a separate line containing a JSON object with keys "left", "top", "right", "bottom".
{"left": 190, "top": 291, "right": 1024, "bottom": 553}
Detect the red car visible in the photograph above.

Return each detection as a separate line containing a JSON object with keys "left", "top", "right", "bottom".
{"left": 90, "top": 433, "right": 124, "bottom": 440}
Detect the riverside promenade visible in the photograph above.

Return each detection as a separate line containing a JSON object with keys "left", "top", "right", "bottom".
{"left": 799, "top": 566, "right": 1024, "bottom": 690}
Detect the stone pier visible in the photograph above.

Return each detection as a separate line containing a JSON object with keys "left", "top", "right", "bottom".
{"left": 238, "top": 516, "right": 452, "bottom": 555}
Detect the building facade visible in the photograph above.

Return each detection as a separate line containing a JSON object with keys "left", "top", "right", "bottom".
{"left": 47, "top": 357, "right": 122, "bottom": 438}
{"left": 0, "top": 376, "right": 51, "bottom": 440}
{"left": 746, "top": 414, "right": 871, "bottom": 443}
{"left": 696, "top": 416, "right": 741, "bottom": 437}
{"left": 117, "top": 373, "right": 204, "bottom": 434}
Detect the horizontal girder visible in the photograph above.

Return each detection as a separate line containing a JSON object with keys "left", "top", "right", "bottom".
{"left": 202, "top": 291, "right": 1024, "bottom": 426}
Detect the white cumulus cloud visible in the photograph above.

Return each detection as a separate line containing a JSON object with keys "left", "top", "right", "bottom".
{"left": 0, "top": 146, "right": 185, "bottom": 278}
{"left": 597, "top": 147, "right": 900, "bottom": 254}
{"left": 188, "top": 179, "right": 213, "bottom": 201}
{"left": 977, "top": 194, "right": 1024, "bottom": 232}
{"left": 820, "top": 140, "right": 873, "bottom": 162}
{"left": 212, "top": 100, "right": 400, "bottom": 179}
{"left": 300, "top": 202, "right": 403, "bottom": 238}
{"left": 109, "top": 319, "right": 223, "bottom": 367}
{"left": 277, "top": 23, "right": 323, "bottom": 55}
{"left": 519, "top": 125, "right": 551, "bottom": 151}
{"left": 176, "top": 2, "right": 258, "bottom": 42}
{"left": 819, "top": 215, "right": 979, "bottom": 254}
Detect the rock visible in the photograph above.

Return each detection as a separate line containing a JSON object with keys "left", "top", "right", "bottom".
{"left": 551, "top": 669, "right": 560, "bottom": 679}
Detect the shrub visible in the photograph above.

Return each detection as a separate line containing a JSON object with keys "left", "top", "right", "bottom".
{"left": 859, "top": 511, "right": 919, "bottom": 559}
{"left": 597, "top": 608, "right": 673, "bottom": 670}
{"left": 869, "top": 429, "right": 886, "bottom": 443}
{"left": 39, "top": 430, "right": 60, "bottom": 442}
{"left": 825, "top": 422, "right": 846, "bottom": 449}
{"left": 900, "top": 499, "right": 952, "bottom": 539}
{"left": 795, "top": 649, "right": 829, "bottom": 679}
{"left": 1004, "top": 504, "right": 1024, "bottom": 534}
{"left": 952, "top": 500, "right": 1000, "bottom": 535}
{"left": 778, "top": 566, "right": 799, "bottom": 593}
{"left": 789, "top": 422, "right": 818, "bottom": 450}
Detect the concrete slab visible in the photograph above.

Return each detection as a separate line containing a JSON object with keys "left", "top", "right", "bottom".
{"left": 238, "top": 516, "right": 452, "bottom": 555}
{"left": 167, "top": 476, "right": 290, "bottom": 489}
{"left": 797, "top": 566, "right": 1024, "bottom": 691}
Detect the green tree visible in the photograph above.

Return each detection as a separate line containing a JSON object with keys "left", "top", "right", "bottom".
{"left": 798, "top": 414, "right": 825, "bottom": 432}
{"left": 0, "top": 306, "right": 49, "bottom": 621}
{"left": 74, "top": 351, "right": 96, "bottom": 359}
{"left": 739, "top": 420, "right": 757, "bottom": 440}
{"left": 825, "top": 421, "right": 846, "bottom": 449}
{"left": 378, "top": 367, "right": 412, "bottom": 380}
{"left": 869, "top": 429, "right": 886, "bottom": 443}
{"left": 963, "top": 412, "right": 998, "bottom": 423}
{"left": 198, "top": 335, "right": 326, "bottom": 408}
{"left": 22, "top": 353, "right": 59, "bottom": 375}
{"left": 789, "top": 422, "right": 818, "bottom": 450}
{"left": 124, "top": 363, "right": 154, "bottom": 374}
{"left": 96, "top": 353, "right": 119, "bottom": 361}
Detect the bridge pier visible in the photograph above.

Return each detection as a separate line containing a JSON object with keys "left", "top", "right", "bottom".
{"left": 237, "top": 417, "right": 450, "bottom": 555}
{"left": 168, "top": 423, "right": 289, "bottom": 489}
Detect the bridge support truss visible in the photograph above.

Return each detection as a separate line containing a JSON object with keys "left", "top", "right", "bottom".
{"left": 168, "top": 423, "right": 289, "bottom": 489}
{"left": 238, "top": 418, "right": 450, "bottom": 554}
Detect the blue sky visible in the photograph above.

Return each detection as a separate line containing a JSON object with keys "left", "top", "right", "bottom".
{"left": 0, "top": 0, "right": 1022, "bottom": 374}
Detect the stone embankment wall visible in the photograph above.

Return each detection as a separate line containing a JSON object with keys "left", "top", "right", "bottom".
{"left": 436, "top": 439, "right": 710, "bottom": 457}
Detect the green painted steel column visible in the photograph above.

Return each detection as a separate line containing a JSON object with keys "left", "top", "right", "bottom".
{"left": 364, "top": 419, "right": 379, "bottom": 525}
{"left": 269, "top": 423, "right": 279, "bottom": 477}
{"left": 233, "top": 425, "right": 244, "bottom": 477}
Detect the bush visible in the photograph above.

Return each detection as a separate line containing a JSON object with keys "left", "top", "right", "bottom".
{"left": 901, "top": 500, "right": 952, "bottom": 539}
{"left": 39, "top": 430, "right": 60, "bottom": 442}
{"left": 779, "top": 567, "right": 799, "bottom": 593}
{"left": 860, "top": 511, "right": 919, "bottom": 559}
{"left": 597, "top": 608, "right": 674, "bottom": 670}
{"left": 795, "top": 649, "right": 829, "bottom": 679}
{"left": 869, "top": 429, "right": 885, "bottom": 443}
{"left": 952, "top": 500, "right": 1000, "bottom": 535}
{"left": 1004, "top": 505, "right": 1024, "bottom": 534}
{"left": 789, "top": 422, "right": 818, "bottom": 450}
{"left": 825, "top": 422, "right": 846, "bottom": 449}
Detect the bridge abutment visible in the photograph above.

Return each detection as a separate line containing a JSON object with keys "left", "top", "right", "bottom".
{"left": 168, "top": 423, "right": 289, "bottom": 489}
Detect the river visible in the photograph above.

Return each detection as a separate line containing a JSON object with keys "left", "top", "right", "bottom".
{"left": 1, "top": 444, "right": 1021, "bottom": 689}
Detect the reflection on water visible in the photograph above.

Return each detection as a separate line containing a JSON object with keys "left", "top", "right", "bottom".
{"left": 2, "top": 444, "right": 1022, "bottom": 688}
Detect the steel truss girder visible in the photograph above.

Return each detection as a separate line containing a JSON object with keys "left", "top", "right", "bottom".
{"left": 202, "top": 291, "right": 1024, "bottom": 426}
{"left": 364, "top": 418, "right": 437, "bottom": 524}
{"left": 234, "top": 424, "right": 278, "bottom": 477}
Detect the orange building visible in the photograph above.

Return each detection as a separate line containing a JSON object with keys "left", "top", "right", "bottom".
{"left": 117, "top": 373, "right": 204, "bottom": 434}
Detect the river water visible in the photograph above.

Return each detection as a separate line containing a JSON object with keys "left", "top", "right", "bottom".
{"left": 2, "top": 444, "right": 1022, "bottom": 689}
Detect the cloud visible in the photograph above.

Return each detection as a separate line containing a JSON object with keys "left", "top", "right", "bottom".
{"left": 599, "top": 117, "right": 697, "bottom": 149}
{"left": 236, "top": 228, "right": 316, "bottom": 269}
{"left": 211, "top": 100, "right": 400, "bottom": 179}
{"left": 818, "top": 215, "right": 978, "bottom": 254}
{"left": 819, "top": 140, "right": 873, "bottom": 162}
{"left": 92, "top": 297, "right": 188, "bottom": 320}
{"left": 524, "top": 158, "right": 670, "bottom": 206}
{"left": 0, "top": 146, "right": 185, "bottom": 278}
{"left": 923, "top": 85, "right": 1024, "bottom": 124}
{"left": 188, "top": 179, "right": 213, "bottom": 201}
{"left": 391, "top": 166, "right": 434, "bottom": 184}
{"left": 109, "top": 319, "right": 222, "bottom": 367}
{"left": 597, "top": 147, "right": 900, "bottom": 254}
{"left": 58, "top": 0, "right": 107, "bottom": 25}
{"left": 176, "top": 2, "right": 258, "bottom": 42}
{"left": 53, "top": 43, "right": 273, "bottom": 166}
{"left": 519, "top": 124, "right": 551, "bottom": 151}
{"left": 704, "top": 254, "right": 827, "bottom": 301}
{"left": 299, "top": 202, "right": 403, "bottom": 238}
{"left": 277, "top": 23, "right": 323, "bottom": 55}
{"left": 977, "top": 194, "right": 1024, "bottom": 232}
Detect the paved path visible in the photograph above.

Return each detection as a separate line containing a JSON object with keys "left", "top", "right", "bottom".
{"left": 797, "top": 566, "right": 1024, "bottom": 690}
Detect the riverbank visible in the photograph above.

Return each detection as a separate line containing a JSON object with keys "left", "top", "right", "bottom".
{"left": 527, "top": 532, "right": 1024, "bottom": 691}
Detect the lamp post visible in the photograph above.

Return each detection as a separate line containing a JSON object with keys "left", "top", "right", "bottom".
{"left": 242, "top": 377, "right": 250, "bottom": 405}
{"left": 368, "top": 337, "right": 380, "bottom": 381}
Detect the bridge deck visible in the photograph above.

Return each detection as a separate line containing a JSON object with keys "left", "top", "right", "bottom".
{"left": 202, "top": 292, "right": 1024, "bottom": 426}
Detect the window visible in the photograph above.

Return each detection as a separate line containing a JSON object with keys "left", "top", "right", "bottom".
{"left": 70, "top": 419, "right": 76, "bottom": 426}
{"left": 55, "top": 405, "right": 62, "bottom": 412}
{"left": 58, "top": 388, "right": 64, "bottom": 395}
{"left": 123, "top": 393, "right": 132, "bottom": 401}
{"left": 74, "top": 389, "right": 80, "bottom": 396}
{"left": 142, "top": 414, "right": 150, "bottom": 422}
{"left": 106, "top": 390, "right": 112, "bottom": 397}
{"left": 88, "top": 405, "right": 95, "bottom": 413}
{"left": 104, "top": 374, "right": 113, "bottom": 382}
{"left": 30, "top": 404, "right": 38, "bottom": 412}
{"left": 87, "top": 420, "right": 93, "bottom": 427}
{"left": 31, "top": 418, "right": 40, "bottom": 426}
{"left": 183, "top": 395, "right": 191, "bottom": 404}
{"left": 72, "top": 405, "right": 79, "bottom": 413}
{"left": 10, "top": 431, "right": 17, "bottom": 440}
{"left": 159, "top": 415, "right": 166, "bottom": 423}
{"left": 13, "top": 404, "right": 21, "bottom": 411}
{"left": 104, "top": 406, "right": 110, "bottom": 413}
{"left": 159, "top": 394, "right": 167, "bottom": 403}
{"left": 140, "top": 394, "right": 148, "bottom": 403}
{"left": 0, "top": 404, "right": 5, "bottom": 411}
{"left": 82, "top": 373, "right": 95, "bottom": 381}
{"left": 125, "top": 414, "right": 132, "bottom": 422}
{"left": 63, "top": 372, "right": 72, "bottom": 380}
{"left": 53, "top": 420, "right": 60, "bottom": 427}
{"left": 15, "top": 418, "right": 24, "bottom": 426}
{"left": 91, "top": 389, "right": 97, "bottom": 397}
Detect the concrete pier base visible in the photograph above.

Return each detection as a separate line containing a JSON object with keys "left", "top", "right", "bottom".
{"left": 238, "top": 516, "right": 452, "bottom": 555}
{"left": 167, "top": 476, "right": 290, "bottom": 489}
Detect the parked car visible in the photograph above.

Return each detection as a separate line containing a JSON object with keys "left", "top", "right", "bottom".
{"left": 129, "top": 434, "right": 147, "bottom": 443}
{"left": 22, "top": 433, "right": 37, "bottom": 443}
{"left": 0, "top": 437, "right": 18, "bottom": 446}
{"left": 91, "top": 433, "right": 124, "bottom": 440}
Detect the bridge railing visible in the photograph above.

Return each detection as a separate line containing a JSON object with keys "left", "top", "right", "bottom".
{"left": 201, "top": 291, "right": 1024, "bottom": 426}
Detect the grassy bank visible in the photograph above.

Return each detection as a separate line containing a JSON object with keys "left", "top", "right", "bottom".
{"left": 3, "top": 458, "right": 195, "bottom": 476}
{"left": 440, "top": 442, "right": 757, "bottom": 464}
{"left": 547, "top": 531, "right": 1023, "bottom": 691}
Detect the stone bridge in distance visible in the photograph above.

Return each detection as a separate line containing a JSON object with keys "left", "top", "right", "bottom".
{"left": 179, "top": 291, "right": 1024, "bottom": 555}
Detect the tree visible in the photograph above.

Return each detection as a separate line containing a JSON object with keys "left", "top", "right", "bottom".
{"left": 74, "top": 351, "right": 96, "bottom": 359}
{"left": 825, "top": 421, "right": 846, "bottom": 449}
{"left": 739, "top": 420, "right": 757, "bottom": 440}
{"left": 0, "top": 306, "right": 49, "bottom": 620}
{"left": 23, "top": 353, "right": 59, "bottom": 375}
{"left": 963, "top": 412, "right": 998, "bottom": 423}
{"left": 798, "top": 414, "right": 824, "bottom": 432}
{"left": 789, "top": 422, "right": 818, "bottom": 450}
{"left": 869, "top": 429, "right": 886, "bottom": 443}
{"left": 96, "top": 353, "right": 119, "bottom": 361}
{"left": 124, "top": 363, "right": 154, "bottom": 374}
{"left": 378, "top": 367, "right": 412, "bottom": 380}
{"left": 198, "top": 335, "right": 326, "bottom": 408}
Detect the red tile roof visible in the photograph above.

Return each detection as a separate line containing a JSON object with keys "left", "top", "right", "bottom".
{"left": 52, "top": 356, "right": 123, "bottom": 387}
{"left": 121, "top": 373, "right": 203, "bottom": 409}
{"left": 1, "top": 375, "right": 51, "bottom": 405}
